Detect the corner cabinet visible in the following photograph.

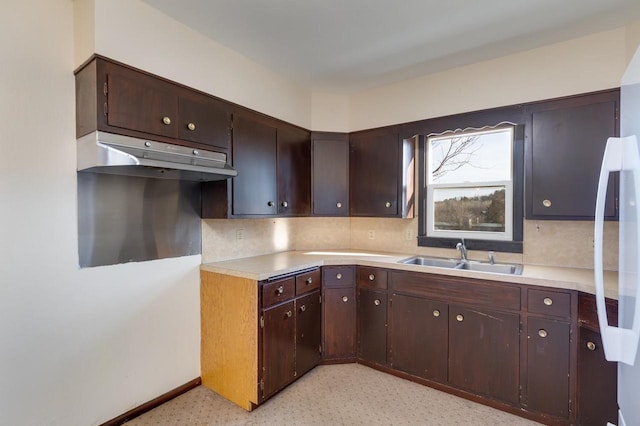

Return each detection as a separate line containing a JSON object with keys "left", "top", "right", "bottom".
{"left": 525, "top": 89, "right": 619, "bottom": 220}
{"left": 322, "top": 266, "right": 357, "bottom": 361}
{"left": 200, "top": 268, "right": 321, "bottom": 410}
{"left": 349, "top": 127, "right": 414, "bottom": 217}
{"left": 312, "top": 133, "right": 349, "bottom": 216}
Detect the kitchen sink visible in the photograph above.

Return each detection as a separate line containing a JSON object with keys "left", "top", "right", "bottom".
{"left": 398, "top": 256, "right": 523, "bottom": 275}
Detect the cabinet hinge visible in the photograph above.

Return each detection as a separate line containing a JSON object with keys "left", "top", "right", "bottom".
{"left": 259, "top": 378, "right": 264, "bottom": 392}
{"left": 319, "top": 295, "right": 322, "bottom": 304}
{"left": 103, "top": 102, "right": 108, "bottom": 116}
{"left": 294, "top": 371, "right": 297, "bottom": 377}
{"left": 103, "top": 82, "right": 108, "bottom": 96}
{"left": 319, "top": 344, "right": 322, "bottom": 354}
{"left": 260, "top": 315, "right": 264, "bottom": 328}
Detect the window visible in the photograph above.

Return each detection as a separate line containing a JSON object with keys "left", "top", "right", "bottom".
{"left": 425, "top": 125, "right": 515, "bottom": 242}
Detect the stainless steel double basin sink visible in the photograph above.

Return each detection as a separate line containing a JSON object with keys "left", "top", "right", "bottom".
{"left": 398, "top": 256, "right": 523, "bottom": 275}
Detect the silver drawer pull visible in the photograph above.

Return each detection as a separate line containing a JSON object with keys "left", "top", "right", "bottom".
{"left": 285, "top": 310, "right": 293, "bottom": 318}
{"left": 538, "top": 329, "right": 548, "bottom": 338}
{"left": 587, "top": 341, "right": 596, "bottom": 351}
{"left": 543, "top": 297, "right": 553, "bottom": 306}
{"left": 276, "top": 286, "right": 284, "bottom": 295}
{"left": 456, "top": 314, "right": 464, "bottom": 322}
{"left": 368, "top": 274, "right": 375, "bottom": 281}
{"left": 433, "top": 310, "right": 440, "bottom": 317}
{"left": 342, "top": 296, "right": 349, "bottom": 302}
{"left": 374, "top": 299, "right": 381, "bottom": 306}
{"left": 300, "top": 305, "right": 306, "bottom": 312}
{"left": 306, "top": 277, "right": 313, "bottom": 285}
{"left": 336, "top": 273, "right": 342, "bottom": 279}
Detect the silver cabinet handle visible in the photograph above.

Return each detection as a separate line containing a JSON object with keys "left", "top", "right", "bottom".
{"left": 433, "top": 310, "right": 440, "bottom": 317}
{"left": 276, "top": 286, "right": 284, "bottom": 295}
{"left": 285, "top": 310, "right": 293, "bottom": 318}
{"left": 385, "top": 202, "right": 391, "bottom": 208}
{"left": 306, "top": 277, "right": 313, "bottom": 285}
{"left": 543, "top": 199, "right": 552, "bottom": 208}
{"left": 281, "top": 201, "right": 288, "bottom": 208}
{"left": 336, "top": 273, "right": 342, "bottom": 279}
{"left": 374, "top": 299, "right": 381, "bottom": 306}
{"left": 192, "top": 149, "right": 199, "bottom": 155}
{"left": 456, "top": 314, "right": 464, "bottom": 322}
{"left": 342, "top": 296, "right": 349, "bottom": 302}
{"left": 336, "top": 202, "right": 342, "bottom": 208}
{"left": 300, "top": 305, "right": 306, "bottom": 312}
{"left": 162, "top": 116, "right": 171, "bottom": 125}
{"left": 543, "top": 297, "right": 553, "bottom": 306}
{"left": 538, "top": 329, "right": 548, "bottom": 338}
{"left": 267, "top": 201, "right": 274, "bottom": 207}
{"left": 587, "top": 341, "right": 596, "bottom": 351}
{"left": 187, "top": 122, "right": 196, "bottom": 131}
{"left": 368, "top": 274, "right": 375, "bottom": 281}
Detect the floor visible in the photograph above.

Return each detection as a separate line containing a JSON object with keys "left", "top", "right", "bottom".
{"left": 126, "top": 364, "right": 540, "bottom": 425}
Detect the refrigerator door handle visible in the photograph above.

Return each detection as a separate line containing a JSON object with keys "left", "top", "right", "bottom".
{"left": 595, "top": 135, "right": 640, "bottom": 366}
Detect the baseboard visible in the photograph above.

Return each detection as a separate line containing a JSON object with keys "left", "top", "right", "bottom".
{"left": 100, "top": 377, "right": 201, "bottom": 426}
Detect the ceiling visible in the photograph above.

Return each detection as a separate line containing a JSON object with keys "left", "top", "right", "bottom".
{"left": 143, "top": 0, "right": 640, "bottom": 93}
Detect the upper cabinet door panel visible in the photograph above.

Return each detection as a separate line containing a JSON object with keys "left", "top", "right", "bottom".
{"left": 277, "top": 125, "right": 311, "bottom": 216}
{"left": 232, "top": 115, "right": 277, "bottom": 215}
{"left": 350, "top": 128, "right": 400, "bottom": 217}
{"left": 178, "top": 94, "right": 231, "bottom": 150}
{"left": 526, "top": 90, "right": 619, "bottom": 219}
{"left": 313, "top": 137, "right": 349, "bottom": 216}
{"left": 105, "top": 63, "right": 178, "bottom": 139}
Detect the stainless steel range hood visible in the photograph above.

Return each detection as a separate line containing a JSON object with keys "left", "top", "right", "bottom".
{"left": 77, "top": 131, "right": 237, "bottom": 181}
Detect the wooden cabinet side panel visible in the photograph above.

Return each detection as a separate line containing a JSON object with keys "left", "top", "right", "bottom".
{"left": 201, "top": 271, "right": 258, "bottom": 410}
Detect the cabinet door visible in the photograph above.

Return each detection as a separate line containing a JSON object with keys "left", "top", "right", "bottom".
{"left": 577, "top": 327, "right": 617, "bottom": 425}
{"left": 350, "top": 128, "right": 400, "bottom": 216}
{"left": 277, "top": 125, "right": 311, "bottom": 216}
{"left": 105, "top": 62, "right": 178, "bottom": 139}
{"left": 313, "top": 137, "right": 349, "bottom": 216}
{"left": 389, "top": 294, "right": 448, "bottom": 382}
{"left": 526, "top": 317, "right": 571, "bottom": 418}
{"left": 449, "top": 305, "right": 520, "bottom": 405}
{"left": 358, "top": 289, "right": 388, "bottom": 365}
{"left": 526, "top": 90, "right": 618, "bottom": 219}
{"left": 296, "top": 291, "right": 321, "bottom": 376}
{"left": 178, "top": 93, "right": 230, "bottom": 150}
{"left": 232, "top": 115, "right": 277, "bottom": 215}
{"left": 262, "top": 300, "right": 295, "bottom": 399}
{"left": 323, "top": 287, "right": 356, "bottom": 360}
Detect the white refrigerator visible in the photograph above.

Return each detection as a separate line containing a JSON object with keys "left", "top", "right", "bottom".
{"left": 594, "top": 45, "right": 640, "bottom": 426}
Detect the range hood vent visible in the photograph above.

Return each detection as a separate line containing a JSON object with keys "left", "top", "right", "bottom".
{"left": 77, "top": 131, "right": 237, "bottom": 182}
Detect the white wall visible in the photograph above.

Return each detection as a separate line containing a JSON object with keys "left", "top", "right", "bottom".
{"left": 0, "top": 1, "right": 200, "bottom": 425}
{"left": 350, "top": 27, "right": 628, "bottom": 131}
{"left": 90, "top": 0, "right": 313, "bottom": 130}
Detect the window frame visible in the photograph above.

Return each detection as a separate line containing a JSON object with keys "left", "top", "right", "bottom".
{"left": 425, "top": 126, "right": 514, "bottom": 242}
{"left": 417, "top": 123, "right": 524, "bottom": 253}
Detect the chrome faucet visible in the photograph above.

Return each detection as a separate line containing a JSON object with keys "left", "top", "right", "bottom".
{"left": 456, "top": 239, "right": 468, "bottom": 262}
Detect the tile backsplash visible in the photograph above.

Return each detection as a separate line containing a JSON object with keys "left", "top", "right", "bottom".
{"left": 202, "top": 217, "right": 618, "bottom": 271}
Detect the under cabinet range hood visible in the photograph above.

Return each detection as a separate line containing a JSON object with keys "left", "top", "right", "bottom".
{"left": 77, "top": 131, "right": 237, "bottom": 181}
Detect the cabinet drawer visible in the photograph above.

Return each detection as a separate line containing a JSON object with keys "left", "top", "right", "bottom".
{"left": 323, "top": 266, "right": 355, "bottom": 288}
{"left": 263, "top": 277, "right": 295, "bottom": 308}
{"left": 295, "top": 269, "right": 321, "bottom": 295}
{"left": 357, "top": 267, "right": 387, "bottom": 290}
{"left": 528, "top": 289, "right": 571, "bottom": 319}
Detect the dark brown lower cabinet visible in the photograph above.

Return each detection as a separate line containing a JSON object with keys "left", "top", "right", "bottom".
{"left": 577, "top": 327, "right": 617, "bottom": 425}
{"left": 449, "top": 305, "right": 520, "bottom": 405}
{"left": 323, "top": 287, "right": 356, "bottom": 360}
{"left": 389, "top": 294, "right": 448, "bottom": 382}
{"left": 526, "top": 317, "right": 571, "bottom": 418}
{"left": 296, "top": 291, "right": 321, "bottom": 376}
{"left": 262, "top": 300, "right": 296, "bottom": 399}
{"left": 358, "top": 288, "right": 387, "bottom": 365}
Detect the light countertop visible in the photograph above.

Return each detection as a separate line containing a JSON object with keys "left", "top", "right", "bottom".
{"left": 200, "top": 250, "right": 619, "bottom": 299}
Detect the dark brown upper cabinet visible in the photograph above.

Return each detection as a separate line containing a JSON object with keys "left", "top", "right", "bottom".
{"left": 312, "top": 133, "right": 349, "bottom": 216}
{"left": 205, "top": 113, "right": 311, "bottom": 218}
{"left": 232, "top": 115, "right": 278, "bottom": 215}
{"left": 75, "top": 56, "right": 231, "bottom": 152}
{"left": 525, "top": 89, "right": 619, "bottom": 220}
{"left": 350, "top": 127, "right": 414, "bottom": 217}
{"left": 277, "top": 125, "right": 311, "bottom": 216}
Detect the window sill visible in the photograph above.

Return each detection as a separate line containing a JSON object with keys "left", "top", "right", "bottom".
{"left": 417, "top": 236, "right": 523, "bottom": 253}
